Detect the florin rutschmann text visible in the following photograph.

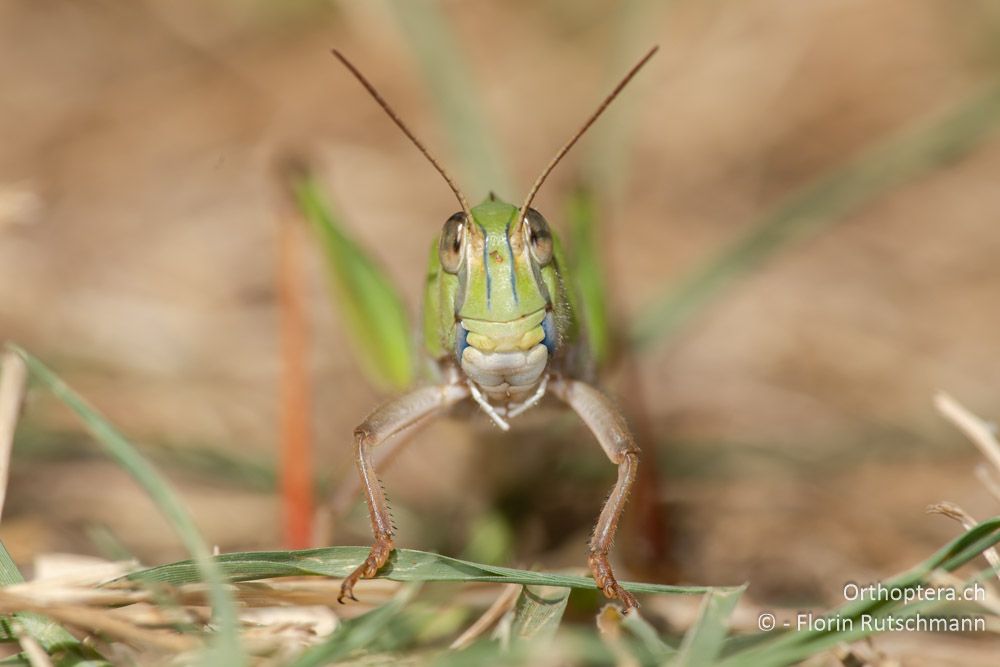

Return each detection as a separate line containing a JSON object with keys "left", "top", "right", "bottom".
{"left": 795, "top": 612, "right": 985, "bottom": 633}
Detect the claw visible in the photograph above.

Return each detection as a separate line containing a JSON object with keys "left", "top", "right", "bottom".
{"left": 589, "top": 551, "right": 639, "bottom": 611}
{"left": 337, "top": 585, "right": 360, "bottom": 604}
{"left": 338, "top": 538, "right": 394, "bottom": 604}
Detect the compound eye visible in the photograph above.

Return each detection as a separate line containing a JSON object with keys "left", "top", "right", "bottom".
{"left": 523, "top": 208, "right": 553, "bottom": 265}
{"left": 439, "top": 212, "right": 467, "bottom": 273}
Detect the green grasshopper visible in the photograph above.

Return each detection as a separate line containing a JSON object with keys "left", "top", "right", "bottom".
{"left": 330, "top": 46, "right": 658, "bottom": 610}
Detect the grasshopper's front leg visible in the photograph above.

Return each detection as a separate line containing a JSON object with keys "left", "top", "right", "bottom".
{"left": 551, "top": 376, "right": 640, "bottom": 610}
{"left": 339, "top": 381, "right": 469, "bottom": 603}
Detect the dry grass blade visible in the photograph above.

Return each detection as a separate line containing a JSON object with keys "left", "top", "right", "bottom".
{"left": 0, "top": 350, "right": 28, "bottom": 521}
{"left": 935, "top": 391, "right": 1000, "bottom": 474}
{"left": 926, "top": 502, "right": 1000, "bottom": 585}
{"left": 975, "top": 464, "right": 1000, "bottom": 504}
{"left": 0, "top": 592, "right": 199, "bottom": 652}
{"left": 449, "top": 583, "right": 519, "bottom": 650}
{"left": 927, "top": 570, "right": 1000, "bottom": 618}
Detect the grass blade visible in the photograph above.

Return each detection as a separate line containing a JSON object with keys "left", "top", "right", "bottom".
{"left": 387, "top": 0, "right": 513, "bottom": 198}
{"left": 290, "top": 172, "right": 414, "bottom": 391}
{"left": 674, "top": 584, "right": 747, "bottom": 666}
{"left": 509, "top": 585, "right": 570, "bottom": 644}
{"left": 582, "top": 0, "right": 670, "bottom": 202}
{"left": 630, "top": 83, "right": 1000, "bottom": 350}
{"left": 128, "top": 546, "right": 726, "bottom": 597}
{"left": 567, "top": 188, "right": 613, "bottom": 369}
{"left": 6, "top": 344, "right": 244, "bottom": 665}
{"left": 0, "top": 351, "right": 28, "bottom": 522}
{"left": 621, "top": 610, "right": 677, "bottom": 663}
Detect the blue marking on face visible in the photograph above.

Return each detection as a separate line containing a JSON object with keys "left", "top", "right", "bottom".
{"left": 504, "top": 225, "right": 519, "bottom": 306}
{"left": 455, "top": 322, "right": 469, "bottom": 360}
{"left": 541, "top": 311, "right": 557, "bottom": 355}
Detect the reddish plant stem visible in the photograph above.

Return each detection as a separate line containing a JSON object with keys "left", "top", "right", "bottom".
{"left": 278, "top": 213, "right": 314, "bottom": 549}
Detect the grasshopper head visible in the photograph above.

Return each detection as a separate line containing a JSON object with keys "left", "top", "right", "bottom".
{"left": 441, "top": 197, "right": 551, "bottom": 321}
{"left": 437, "top": 196, "right": 559, "bottom": 358}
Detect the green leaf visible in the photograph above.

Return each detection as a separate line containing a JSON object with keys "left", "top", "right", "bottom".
{"left": 291, "top": 174, "right": 414, "bottom": 391}
{"left": 127, "top": 546, "right": 724, "bottom": 597}
{"left": 567, "top": 188, "right": 613, "bottom": 369}
{"left": 630, "top": 83, "right": 1000, "bottom": 350}
{"left": 674, "top": 585, "right": 747, "bottom": 666}
{"left": 6, "top": 345, "right": 244, "bottom": 666}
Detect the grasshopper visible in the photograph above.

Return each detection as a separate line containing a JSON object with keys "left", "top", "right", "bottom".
{"left": 332, "top": 46, "right": 658, "bottom": 610}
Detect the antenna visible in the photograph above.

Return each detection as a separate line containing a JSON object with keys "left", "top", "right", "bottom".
{"left": 331, "top": 49, "right": 472, "bottom": 218}
{"left": 518, "top": 46, "right": 659, "bottom": 222}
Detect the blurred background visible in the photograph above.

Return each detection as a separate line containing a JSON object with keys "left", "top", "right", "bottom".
{"left": 2, "top": 0, "right": 1000, "bottom": 656}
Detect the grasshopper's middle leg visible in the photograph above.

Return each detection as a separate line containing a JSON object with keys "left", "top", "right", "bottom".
{"left": 551, "top": 376, "right": 640, "bottom": 610}
{"left": 338, "top": 382, "right": 468, "bottom": 603}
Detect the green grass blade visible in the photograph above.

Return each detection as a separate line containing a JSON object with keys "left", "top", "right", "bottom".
{"left": 630, "top": 83, "right": 1000, "bottom": 350}
{"left": 291, "top": 173, "right": 414, "bottom": 391}
{"left": 567, "top": 188, "right": 613, "bottom": 368}
{"left": 0, "top": 540, "right": 108, "bottom": 666}
{"left": 128, "top": 546, "right": 725, "bottom": 596}
{"left": 622, "top": 611, "right": 677, "bottom": 662}
{"left": 674, "top": 584, "right": 747, "bottom": 666}
{"left": 509, "top": 585, "right": 570, "bottom": 644}
{"left": 289, "top": 584, "right": 418, "bottom": 667}
{"left": 582, "top": 0, "right": 669, "bottom": 203}
{"left": 6, "top": 345, "right": 244, "bottom": 665}
{"left": 387, "top": 0, "right": 513, "bottom": 198}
